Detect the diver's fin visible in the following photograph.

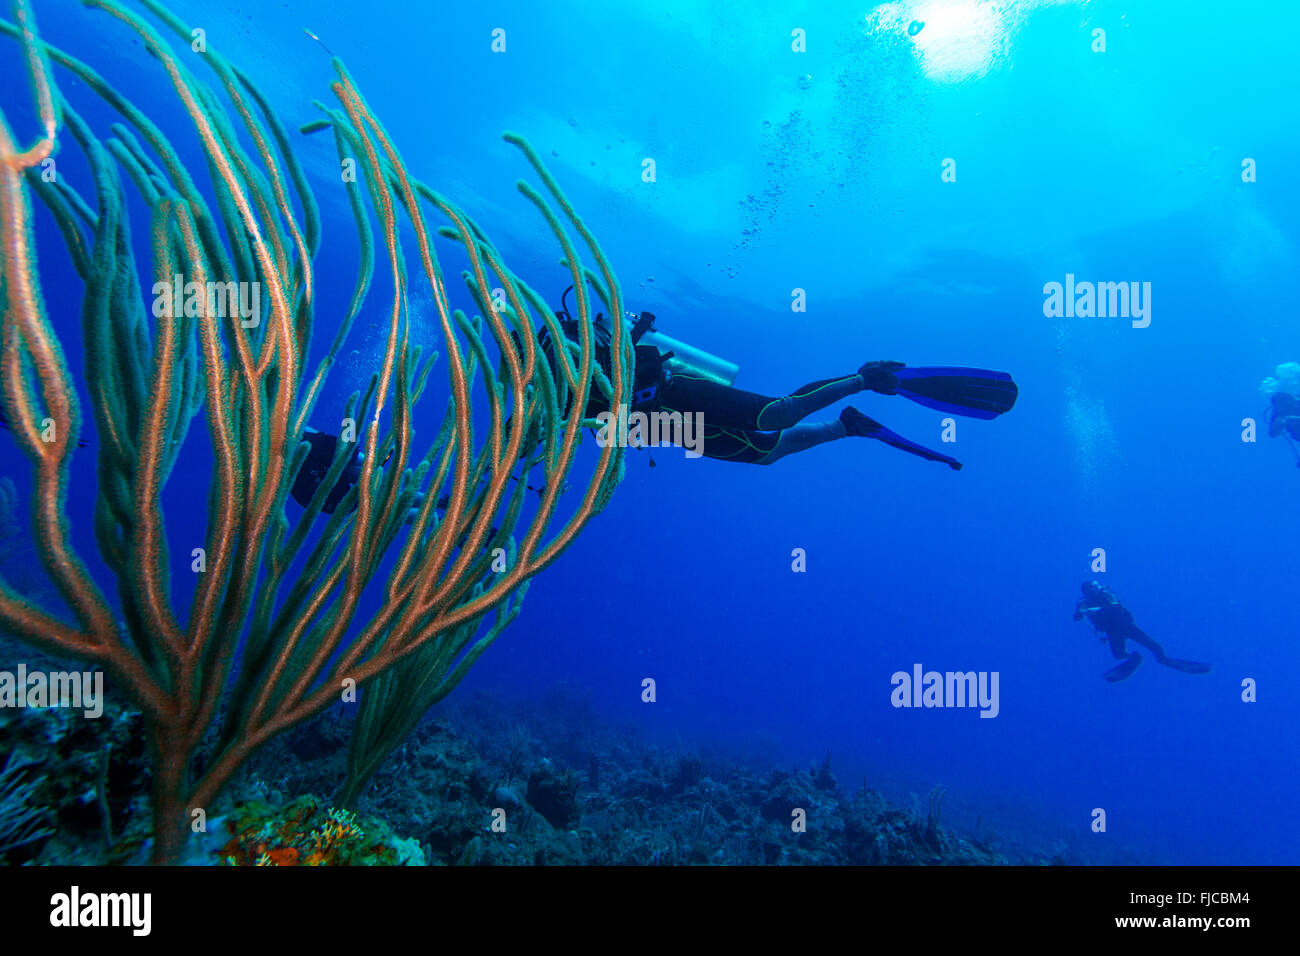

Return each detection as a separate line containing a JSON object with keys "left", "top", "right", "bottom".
{"left": 1103, "top": 652, "right": 1142, "bottom": 682}
{"left": 893, "top": 367, "right": 1019, "bottom": 420}
{"left": 841, "top": 407, "right": 962, "bottom": 470}
{"left": 1163, "top": 658, "right": 1211, "bottom": 674}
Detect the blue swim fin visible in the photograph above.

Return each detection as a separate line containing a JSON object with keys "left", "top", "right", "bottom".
{"left": 840, "top": 407, "right": 962, "bottom": 470}
{"left": 1103, "top": 652, "right": 1143, "bottom": 682}
{"left": 892, "top": 367, "right": 1019, "bottom": 420}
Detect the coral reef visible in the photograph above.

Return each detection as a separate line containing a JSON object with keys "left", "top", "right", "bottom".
{"left": 526, "top": 761, "right": 582, "bottom": 830}
{"left": 0, "top": 638, "right": 151, "bottom": 865}
{"left": 0, "top": 0, "right": 630, "bottom": 861}
{"left": 8, "top": 677, "right": 1125, "bottom": 866}
{"left": 213, "top": 796, "right": 423, "bottom": 866}
{"left": 214, "top": 688, "right": 1086, "bottom": 867}
{"left": 0, "top": 749, "right": 51, "bottom": 858}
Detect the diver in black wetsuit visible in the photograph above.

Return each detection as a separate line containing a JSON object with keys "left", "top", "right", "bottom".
{"left": 290, "top": 299, "right": 1019, "bottom": 508}
{"left": 540, "top": 300, "right": 1017, "bottom": 469}
{"left": 1072, "top": 581, "right": 1211, "bottom": 682}
{"left": 636, "top": 356, "right": 960, "bottom": 467}
{"left": 290, "top": 358, "right": 955, "bottom": 509}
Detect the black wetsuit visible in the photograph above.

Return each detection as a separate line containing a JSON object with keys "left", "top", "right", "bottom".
{"left": 293, "top": 309, "right": 867, "bottom": 511}
{"left": 548, "top": 316, "right": 862, "bottom": 464}
{"left": 655, "top": 373, "right": 868, "bottom": 463}
{"left": 290, "top": 430, "right": 361, "bottom": 513}
{"left": 1074, "top": 587, "right": 1211, "bottom": 682}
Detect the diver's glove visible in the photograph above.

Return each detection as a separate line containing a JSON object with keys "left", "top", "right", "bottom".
{"left": 858, "top": 360, "right": 905, "bottom": 393}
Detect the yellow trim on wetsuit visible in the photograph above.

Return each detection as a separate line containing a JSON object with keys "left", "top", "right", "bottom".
{"left": 755, "top": 374, "right": 863, "bottom": 431}
{"left": 656, "top": 399, "right": 780, "bottom": 462}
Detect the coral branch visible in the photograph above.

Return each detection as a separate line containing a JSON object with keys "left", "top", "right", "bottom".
{"left": 0, "top": 0, "right": 628, "bottom": 861}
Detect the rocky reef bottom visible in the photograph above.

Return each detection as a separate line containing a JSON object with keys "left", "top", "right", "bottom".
{"left": 2, "top": 674, "right": 1095, "bottom": 866}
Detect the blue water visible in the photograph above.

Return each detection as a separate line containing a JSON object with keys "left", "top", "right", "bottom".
{"left": 6, "top": 0, "right": 1298, "bottom": 864}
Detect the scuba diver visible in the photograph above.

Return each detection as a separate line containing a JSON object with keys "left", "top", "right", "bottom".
{"left": 290, "top": 293, "right": 1019, "bottom": 508}
{"left": 537, "top": 289, "right": 1018, "bottom": 469}
{"left": 1267, "top": 391, "right": 1300, "bottom": 466}
{"left": 291, "top": 427, "right": 363, "bottom": 513}
{"left": 1260, "top": 361, "right": 1300, "bottom": 467}
{"left": 1072, "top": 581, "right": 1211, "bottom": 682}
{"left": 290, "top": 427, "right": 430, "bottom": 520}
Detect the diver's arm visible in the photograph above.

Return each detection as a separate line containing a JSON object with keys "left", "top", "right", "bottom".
{"left": 1073, "top": 599, "right": 1102, "bottom": 621}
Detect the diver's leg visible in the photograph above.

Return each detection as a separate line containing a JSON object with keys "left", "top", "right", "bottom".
{"left": 722, "top": 412, "right": 966, "bottom": 467}
{"left": 658, "top": 372, "right": 864, "bottom": 431}
{"left": 753, "top": 421, "right": 846, "bottom": 464}
{"left": 689, "top": 425, "right": 780, "bottom": 464}
{"left": 1100, "top": 635, "right": 1141, "bottom": 681}
{"left": 679, "top": 421, "right": 846, "bottom": 465}
{"left": 754, "top": 376, "right": 866, "bottom": 430}
{"left": 754, "top": 362, "right": 905, "bottom": 429}
{"left": 1126, "top": 626, "right": 1211, "bottom": 674}
{"left": 675, "top": 411, "right": 964, "bottom": 467}
{"left": 1123, "top": 626, "right": 1168, "bottom": 662}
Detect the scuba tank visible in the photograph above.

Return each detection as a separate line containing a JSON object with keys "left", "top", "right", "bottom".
{"left": 629, "top": 319, "right": 738, "bottom": 387}
{"left": 543, "top": 286, "right": 741, "bottom": 394}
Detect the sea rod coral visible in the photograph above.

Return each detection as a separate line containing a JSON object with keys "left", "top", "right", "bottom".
{"left": 0, "top": 0, "right": 630, "bottom": 862}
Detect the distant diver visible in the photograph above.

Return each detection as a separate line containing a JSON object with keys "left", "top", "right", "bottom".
{"left": 1072, "top": 581, "right": 1211, "bottom": 682}
{"left": 292, "top": 428, "right": 484, "bottom": 533}
{"left": 290, "top": 427, "right": 434, "bottom": 520}
{"left": 534, "top": 289, "right": 1018, "bottom": 469}
{"left": 1260, "top": 361, "right": 1300, "bottom": 467}
{"left": 290, "top": 427, "right": 364, "bottom": 514}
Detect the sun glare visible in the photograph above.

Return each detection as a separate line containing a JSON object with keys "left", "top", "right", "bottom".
{"left": 867, "top": 0, "right": 1048, "bottom": 83}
